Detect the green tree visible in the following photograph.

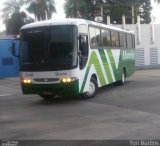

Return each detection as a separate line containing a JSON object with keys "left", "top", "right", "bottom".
{"left": 2, "top": 0, "right": 25, "bottom": 19}
{"left": 91, "top": 0, "right": 116, "bottom": 22}
{"left": 107, "top": 0, "right": 152, "bottom": 24}
{"left": 65, "top": 0, "right": 152, "bottom": 24}
{"left": 139, "top": 0, "right": 152, "bottom": 24}
{"left": 1, "top": 0, "right": 33, "bottom": 34}
{"left": 26, "top": 0, "right": 56, "bottom": 21}
{"left": 64, "top": 0, "right": 117, "bottom": 21}
{"left": 64, "top": 0, "right": 88, "bottom": 18}
{"left": 5, "top": 12, "right": 33, "bottom": 34}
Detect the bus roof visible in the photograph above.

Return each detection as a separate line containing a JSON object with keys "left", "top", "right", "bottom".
{"left": 21, "top": 18, "right": 134, "bottom": 34}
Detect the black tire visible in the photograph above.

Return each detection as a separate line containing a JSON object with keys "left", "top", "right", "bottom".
{"left": 118, "top": 70, "right": 126, "bottom": 85}
{"left": 81, "top": 77, "right": 98, "bottom": 98}
{"left": 39, "top": 94, "right": 55, "bottom": 100}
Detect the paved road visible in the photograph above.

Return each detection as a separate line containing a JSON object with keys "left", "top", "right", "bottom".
{"left": 1, "top": 70, "right": 160, "bottom": 140}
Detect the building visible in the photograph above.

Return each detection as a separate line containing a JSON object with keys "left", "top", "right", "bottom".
{"left": 0, "top": 36, "right": 19, "bottom": 77}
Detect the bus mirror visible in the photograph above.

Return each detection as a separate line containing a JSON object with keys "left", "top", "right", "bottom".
{"left": 12, "top": 42, "right": 16, "bottom": 55}
{"left": 12, "top": 42, "right": 19, "bottom": 57}
{"left": 79, "top": 35, "right": 88, "bottom": 70}
{"left": 79, "top": 35, "right": 88, "bottom": 55}
{"left": 78, "top": 51, "right": 82, "bottom": 56}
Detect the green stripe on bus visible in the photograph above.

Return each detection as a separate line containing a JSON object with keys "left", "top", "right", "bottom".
{"left": 80, "top": 51, "right": 106, "bottom": 93}
{"left": 98, "top": 49, "right": 113, "bottom": 83}
{"left": 106, "top": 49, "right": 118, "bottom": 80}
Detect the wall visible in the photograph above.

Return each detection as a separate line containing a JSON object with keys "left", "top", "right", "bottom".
{"left": 115, "top": 24, "right": 160, "bottom": 69}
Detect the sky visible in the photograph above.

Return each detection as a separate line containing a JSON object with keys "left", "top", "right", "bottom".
{"left": 0, "top": 0, "right": 159, "bottom": 31}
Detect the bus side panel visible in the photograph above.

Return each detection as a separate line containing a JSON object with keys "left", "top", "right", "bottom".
{"left": 79, "top": 47, "right": 135, "bottom": 93}
{"left": 117, "top": 48, "right": 135, "bottom": 79}
{"left": 79, "top": 50, "right": 105, "bottom": 94}
{"left": 126, "top": 49, "right": 135, "bottom": 77}
{"left": 79, "top": 48, "right": 122, "bottom": 93}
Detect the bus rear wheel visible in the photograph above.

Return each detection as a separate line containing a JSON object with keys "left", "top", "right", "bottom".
{"left": 81, "top": 77, "right": 98, "bottom": 98}
{"left": 118, "top": 70, "right": 126, "bottom": 85}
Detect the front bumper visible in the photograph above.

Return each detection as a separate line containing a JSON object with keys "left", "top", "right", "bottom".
{"left": 21, "top": 80, "right": 79, "bottom": 95}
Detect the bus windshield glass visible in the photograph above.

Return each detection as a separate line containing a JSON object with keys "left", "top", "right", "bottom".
{"left": 20, "top": 25, "right": 77, "bottom": 71}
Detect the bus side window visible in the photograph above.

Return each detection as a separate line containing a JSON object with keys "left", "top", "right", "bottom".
{"left": 95, "top": 28, "right": 102, "bottom": 47}
{"left": 126, "top": 34, "right": 132, "bottom": 49}
{"left": 89, "top": 27, "right": 102, "bottom": 49}
{"left": 102, "top": 29, "right": 111, "bottom": 48}
{"left": 111, "top": 30, "right": 119, "bottom": 48}
{"left": 119, "top": 32, "right": 126, "bottom": 48}
{"left": 89, "top": 27, "right": 96, "bottom": 48}
{"left": 132, "top": 34, "right": 135, "bottom": 48}
{"left": 124, "top": 33, "right": 127, "bottom": 49}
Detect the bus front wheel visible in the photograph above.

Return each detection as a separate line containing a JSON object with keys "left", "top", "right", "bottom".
{"left": 81, "top": 77, "right": 98, "bottom": 98}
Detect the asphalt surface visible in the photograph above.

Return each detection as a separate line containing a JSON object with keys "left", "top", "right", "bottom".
{"left": 1, "top": 70, "right": 160, "bottom": 142}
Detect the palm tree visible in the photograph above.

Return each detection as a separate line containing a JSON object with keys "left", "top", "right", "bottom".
{"left": 45, "top": 0, "right": 56, "bottom": 19}
{"left": 64, "top": 0, "right": 87, "bottom": 18}
{"left": 26, "top": 0, "right": 56, "bottom": 21}
{"left": 154, "top": 0, "right": 160, "bottom": 3}
{"left": 5, "top": 12, "right": 33, "bottom": 34}
{"left": 64, "top": 0, "right": 108, "bottom": 21}
{"left": 2, "top": 0, "right": 25, "bottom": 20}
{"left": 1, "top": 0, "right": 33, "bottom": 34}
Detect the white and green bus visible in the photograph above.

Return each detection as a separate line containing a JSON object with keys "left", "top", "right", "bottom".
{"left": 19, "top": 18, "right": 135, "bottom": 99}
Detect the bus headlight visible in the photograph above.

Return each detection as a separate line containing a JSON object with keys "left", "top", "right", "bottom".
{"left": 61, "top": 77, "right": 76, "bottom": 83}
{"left": 21, "top": 78, "right": 32, "bottom": 84}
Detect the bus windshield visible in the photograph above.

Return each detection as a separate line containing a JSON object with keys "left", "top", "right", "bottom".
{"left": 20, "top": 25, "right": 78, "bottom": 71}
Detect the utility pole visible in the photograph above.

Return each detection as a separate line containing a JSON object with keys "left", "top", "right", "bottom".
{"left": 131, "top": 3, "right": 135, "bottom": 24}
{"left": 122, "top": 15, "right": 126, "bottom": 29}
{"left": 100, "top": 4, "right": 103, "bottom": 17}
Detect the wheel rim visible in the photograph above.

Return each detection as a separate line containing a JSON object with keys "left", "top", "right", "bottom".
{"left": 86, "top": 80, "right": 96, "bottom": 96}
